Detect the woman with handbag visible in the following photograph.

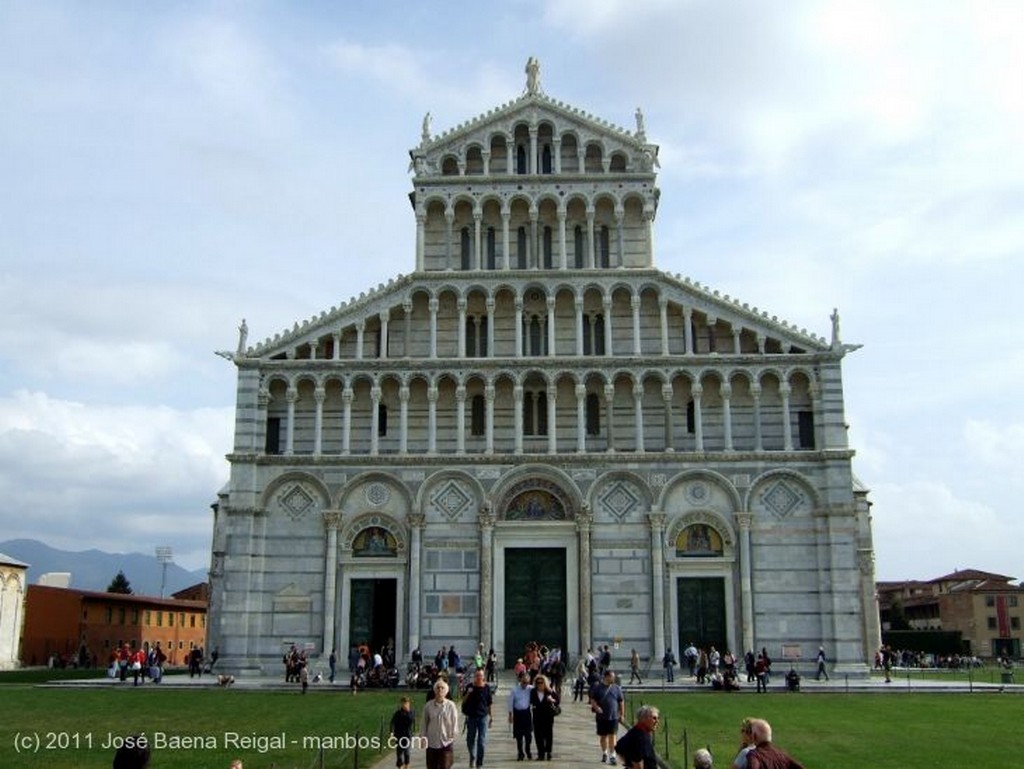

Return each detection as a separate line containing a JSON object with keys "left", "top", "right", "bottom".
{"left": 530, "top": 674, "right": 560, "bottom": 761}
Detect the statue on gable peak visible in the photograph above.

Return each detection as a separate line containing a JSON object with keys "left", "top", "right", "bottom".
{"left": 525, "top": 56, "right": 541, "bottom": 95}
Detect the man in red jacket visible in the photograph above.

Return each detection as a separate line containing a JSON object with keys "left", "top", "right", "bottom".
{"left": 746, "top": 719, "right": 805, "bottom": 769}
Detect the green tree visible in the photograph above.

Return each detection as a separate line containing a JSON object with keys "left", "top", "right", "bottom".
{"left": 106, "top": 570, "right": 133, "bottom": 594}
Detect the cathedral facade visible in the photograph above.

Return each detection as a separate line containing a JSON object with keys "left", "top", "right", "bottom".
{"left": 208, "top": 63, "right": 878, "bottom": 675}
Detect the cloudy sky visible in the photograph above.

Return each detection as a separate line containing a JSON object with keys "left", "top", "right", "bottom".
{"left": 1, "top": 0, "right": 1021, "bottom": 582}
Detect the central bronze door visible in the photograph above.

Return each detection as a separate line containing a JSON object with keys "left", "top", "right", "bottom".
{"left": 349, "top": 578, "right": 397, "bottom": 653}
{"left": 676, "top": 577, "right": 727, "bottom": 652}
{"left": 504, "top": 548, "right": 567, "bottom": 667}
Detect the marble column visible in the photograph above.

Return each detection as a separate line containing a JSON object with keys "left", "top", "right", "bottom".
{"left": 341, "top": 386, "right": 353, "bottom": 455}
{"left": 692, "top": 384, "right": 704, "bottom": 451}
{"left": 751, "top": 384, "right": 763, "bottom": 452}
{"left": 575, "top": 294, "right": 584, "bottom": 356}
{"left": 444, "top": 211, "right": 454, "bottom": 270}
{"left": 659, "top": 298, "right": 670, "bottom": 356}
{"left": 284, "top": 386, "right": 297, "bottom": 455}
{"left": 513, "top": 385, "right": 524, "bottom": 454}
{"left": 633, "top": 382, "right": 645, "bottom": 452}
{"left": 355, "top": 320, "right": 365, "bottom": 360}
{"left": 615, "top": 210, "right": 625, "bottom": 268}
{"left": 586, "top": 210, "right": 596, "bottom": 269}
{"left": 379, "top": 311, "right": 390, "bottom": 359}
{"left": 662, "top": 384, "right": 674, "bottom": 452}
{"left": 403, "top": 301, "right": 413, "bottom": 358}
{"left": 457, "top": 298, "right": 467, "bottom": 359}
{"left": 473, "top": 212, "right": 482, "bottom": 270}
{"left": 427, "top": 385, "right": 438, "bottom": 455}
{"left": 399, "top": 385, "right": 410, "bottom": 454}
{"left": 557, "top": 209, "right": 568, "bottom": 269}
{"left": 479, "top": 506, "right": 495, "bottom": 646}
{"left": 528, "top": 126, "right": 538, "bottom": 175}
{"left": 546, "top": 296, "right": 556, "bottom": 357}
{"left": 484, "top": 383, "right": 495, "bottom": 454}
{"left": 604, "top": 384, "right": 616, "bottom": 452}
{"left": 575, "top": 384, "right": 587, "bottom": 453}
{"left": 501, "top": 211, "right": 511, "bottom": 270}
{"left": 547, "top": 384, "right": 558, "bottom": 454}
{"left": 576, "top": 504, "right": 593, "bottom": 653}
{"left": 322, "top": 511, "right": 341, "bottom": 658}
{"left": 429, "top": 298, "right": 439, "bottom": 359}
{"left": 736, "top": 513, "right": 754, "bottom": 654}
{"left": 415, "top": 213, "right": 426, "bottom": 271}
{"left": 552, "top": 138, "right": 562, "bottom": 174}
{"left": 313, "top": 386, "right": 325, "bottom": 456}
{"left": 780, "top": 382, "right": 793, "bottom": 451}
{"left": 481, "top": 149, "right": 491, "bottom": 176}
{"left": 648, "top": 512, "right": 667, "bottom": 657}
{"left": 408, "top": 514, "right": 425, "bottom": 653}
{"left": 485, "top": 298, "right": 496, "bottom": 358}
{"left": 683, "top": 307, "right": 694, "bottom": 356}
{"left": 631, "top": 293, "right": 642, "bottom": 355}
{"left": 721, "top": 382, "right": 734, "bottom": 452}
{"left": 369, "top": 386, "right": 381, "bottom": 456}
{"left": 332, "top": 331, "right": 341, "bottom": 361}
{"left": 602, "top": 296, "right": 613, "bottom": 357}
{"left": 456, "top": 385, "right": 467, "bottom": 454}
{"left": 514, "top": 297, "right": 524, "bottom": 358}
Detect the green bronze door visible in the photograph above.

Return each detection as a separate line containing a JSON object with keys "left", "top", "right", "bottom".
{"left": 349, "top": 578, "right": 397, "bottom": 653}
{"left": 504, "top": 548, "right": 567, "bottom": 667}
{"left": 676, "top": 577, "right": 727, "bottom": 652}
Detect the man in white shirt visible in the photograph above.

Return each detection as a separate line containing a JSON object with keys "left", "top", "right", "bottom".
{"left": 423, "top": 679, "right": 459, "bottom": 769}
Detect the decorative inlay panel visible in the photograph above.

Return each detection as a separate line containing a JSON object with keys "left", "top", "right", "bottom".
{"left": 761, "top": 480, "right": 805, "bottom": 518}
{"left": 431, "top": 480, "right": 473, "bottom": 521}
{"left": 599, "top": 481, "right": 641, "bottom": 521}
{"left": 279, "top": 483, "right": 318, "bottom": 521}
{"left": 366, "top": 482, "right": 391, "bottom": 507}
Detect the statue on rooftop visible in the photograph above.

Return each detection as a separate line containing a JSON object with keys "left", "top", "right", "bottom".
{"left": 635, "top": 107, "right": 646, "bottom": 140}
{"left": 830, "top": 308, "right": 841, "bottom": 348}
{"left": 525, "top": 57, "right": 540, "bottom": 95}
{"left": 421, "top": 112, "right": 432, "bottom": 144}
{"left": 237, "top": 318, "right": 248, "bottom": 357}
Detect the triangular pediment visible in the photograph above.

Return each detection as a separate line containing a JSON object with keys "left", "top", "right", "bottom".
{"left": 241, "top": 268, "right": 836, "bottom": 362}
{"left": 411, "top": 92, "right": 658, "bottom": 177}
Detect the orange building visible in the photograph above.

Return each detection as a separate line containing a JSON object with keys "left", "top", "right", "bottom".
{"left": 21, "top": 584, "right": 208, "bottom": 667}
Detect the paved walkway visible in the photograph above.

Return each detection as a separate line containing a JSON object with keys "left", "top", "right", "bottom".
{"left": 370, "top": 675, "right": 617, "bottom": 769}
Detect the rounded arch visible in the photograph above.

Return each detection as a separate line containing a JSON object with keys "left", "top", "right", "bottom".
{"left": 416, "top": 468, "right": 486, "bottom": 520}
{"left": 490, "top": 464, "right": 582, "bottom": 521}
{"left": 665, "top": 509, "right": 736, "bottom": 560}
{"left": 261, "top": 471, "right": 332, "bottom": 515}
{"left": 657, "top": 468, "right": 743, "bottom": 513}
{"left": 745, "top": 469, "right": 820, "bottom": 517}
{"left": 589, "top": 470, "right": 653, "bottom": 522}
{"left": 341, "top": 512, "right": 408, "bottom": 557}
{"left": 336, "top": 471, "right": 414, "bottom": 513}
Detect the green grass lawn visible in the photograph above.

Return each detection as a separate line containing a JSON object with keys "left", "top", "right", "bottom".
{"left": 0, "top": 682, "right": 402, "bottom": 769}
{"left": 1, "top": 678, "right": 1021, "bottom": 769}
{"left": 638, "top": 691, "right": 1020, "bottom": 769}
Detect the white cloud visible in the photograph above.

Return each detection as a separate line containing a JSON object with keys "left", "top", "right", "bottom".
{"left": 870, "top": 479, "right": 1020, "bottom": 581}
{"left": 0, "top": 391, "right": 232, "bottom": 569}
{"left": 963, "top": 420, "right": 1024, "bottom": 479}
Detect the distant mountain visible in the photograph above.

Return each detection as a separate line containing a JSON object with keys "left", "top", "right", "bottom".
{"left": 0, "top": 539, "right": 207, "bottom": 596}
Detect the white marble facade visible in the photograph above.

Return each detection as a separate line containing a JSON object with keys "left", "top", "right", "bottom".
{"left": 0, "top": 553, "right": 27, "bottom": 669}
{"left": 208, "top": 63, "right": 878, "bottom": 676}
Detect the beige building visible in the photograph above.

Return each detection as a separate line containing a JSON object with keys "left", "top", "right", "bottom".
{"left": 878, "top": 569, "right": 1023, "bottom": 658}
{"left": 0, "top": 552, "right": 28, "bottom": 670}
{"left": 208, "top": 61, "right": 878, "bottom": 675}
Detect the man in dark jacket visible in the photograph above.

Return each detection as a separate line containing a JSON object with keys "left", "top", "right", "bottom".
{"left": 615, "top": 706, "right": 659, "bottom": 769}
{"left": 463, "top": 668, "right": 493, "bottom": 768}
